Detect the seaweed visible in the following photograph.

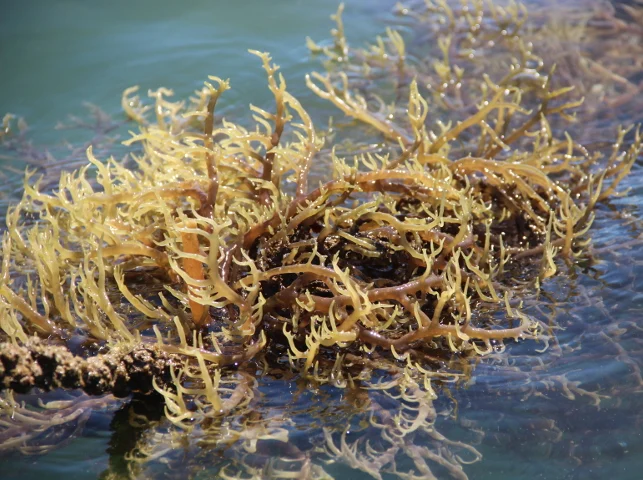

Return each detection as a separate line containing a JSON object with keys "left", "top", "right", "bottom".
{"left": 0, "top": 1, "right": 641, "bottom": 478}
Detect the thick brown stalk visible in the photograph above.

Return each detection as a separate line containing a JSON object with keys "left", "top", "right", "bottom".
{"left": 391, "top": 322, "right": 531, "bottom": 349}
{"left": 264, "top": 274, "right": 444, "bottom": 315}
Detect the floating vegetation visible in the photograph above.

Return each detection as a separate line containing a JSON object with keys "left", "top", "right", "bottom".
{"left": 0, "top": 0, "right": 642, "bottom": 478}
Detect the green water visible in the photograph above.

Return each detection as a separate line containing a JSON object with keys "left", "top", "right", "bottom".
{"left": 1, "top": 0, "right": 385, "bottom": 127}
{"left": 1, "top": 0, "right": 643, "bottom": 479}
{"left": 0, "top": 0, "right": 389, "bottom": 181}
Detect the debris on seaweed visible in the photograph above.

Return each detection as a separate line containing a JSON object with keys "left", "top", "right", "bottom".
{"left": 0, "top": 0, "right": 641, "bottom": 478}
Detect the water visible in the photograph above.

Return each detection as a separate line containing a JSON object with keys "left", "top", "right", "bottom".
{"left": 1, "top": 0, "right": 384, "bottom": 128}
{"left": 0, "top": 0, "right": 391, "bottom": 193}
{"left": 1, "top": 0, "right": 643, "bottom": 479}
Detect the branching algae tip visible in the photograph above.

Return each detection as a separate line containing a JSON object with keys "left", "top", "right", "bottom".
{"left": 0, "top": 1, "right": 641, "bottom": 478}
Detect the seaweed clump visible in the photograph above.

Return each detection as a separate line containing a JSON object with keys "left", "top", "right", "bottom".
{"left": 0, "top": 1, "right": 641, "bottom": 478}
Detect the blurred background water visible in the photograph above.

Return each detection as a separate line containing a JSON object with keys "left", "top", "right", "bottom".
{"left": 1, "top": 0, "right": 643, "bottom": 479}
{"left": 0, "top": 0, "right": 391, "bottom": 196}
{"left": 1, "top": 0, "right": 388, "bottom": 132}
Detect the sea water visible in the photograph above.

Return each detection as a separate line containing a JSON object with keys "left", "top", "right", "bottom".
{"left": 1, "top": 1, "right": 642, "bottom": 479}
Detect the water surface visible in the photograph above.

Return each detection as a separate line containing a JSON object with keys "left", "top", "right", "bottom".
{"left": 1, "top": 1, "right": 642, "bottom": 479}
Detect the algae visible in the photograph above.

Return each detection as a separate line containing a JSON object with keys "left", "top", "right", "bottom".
{"left": 0, "top": 1, "right": 642, "bottom": 478}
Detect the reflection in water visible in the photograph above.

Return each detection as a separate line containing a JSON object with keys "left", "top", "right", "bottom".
{"left": 1, "top": 1, "right": 642, "bottom": 479}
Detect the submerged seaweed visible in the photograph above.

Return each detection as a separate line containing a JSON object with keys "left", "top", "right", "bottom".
{"left": 0, "top": 1, "right": 642, "bottom": 478}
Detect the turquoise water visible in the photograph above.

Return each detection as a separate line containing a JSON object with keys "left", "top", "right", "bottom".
{"left": 1, "top": 0, "right": 643, "bottom": 479}
{"left": 0, "top": 0, "right": 390, "bottom": 188}
{"left": 1, "top": 0, "right": 385, "bottom": 128}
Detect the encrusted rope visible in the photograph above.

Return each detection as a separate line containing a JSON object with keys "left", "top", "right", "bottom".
{"left": 0, "top": 338, "right": 180, "bottom": 397}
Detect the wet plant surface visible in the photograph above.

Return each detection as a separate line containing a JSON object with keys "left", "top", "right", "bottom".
{"left": 1, "top": 1, "right": 642, "bottom": 479}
